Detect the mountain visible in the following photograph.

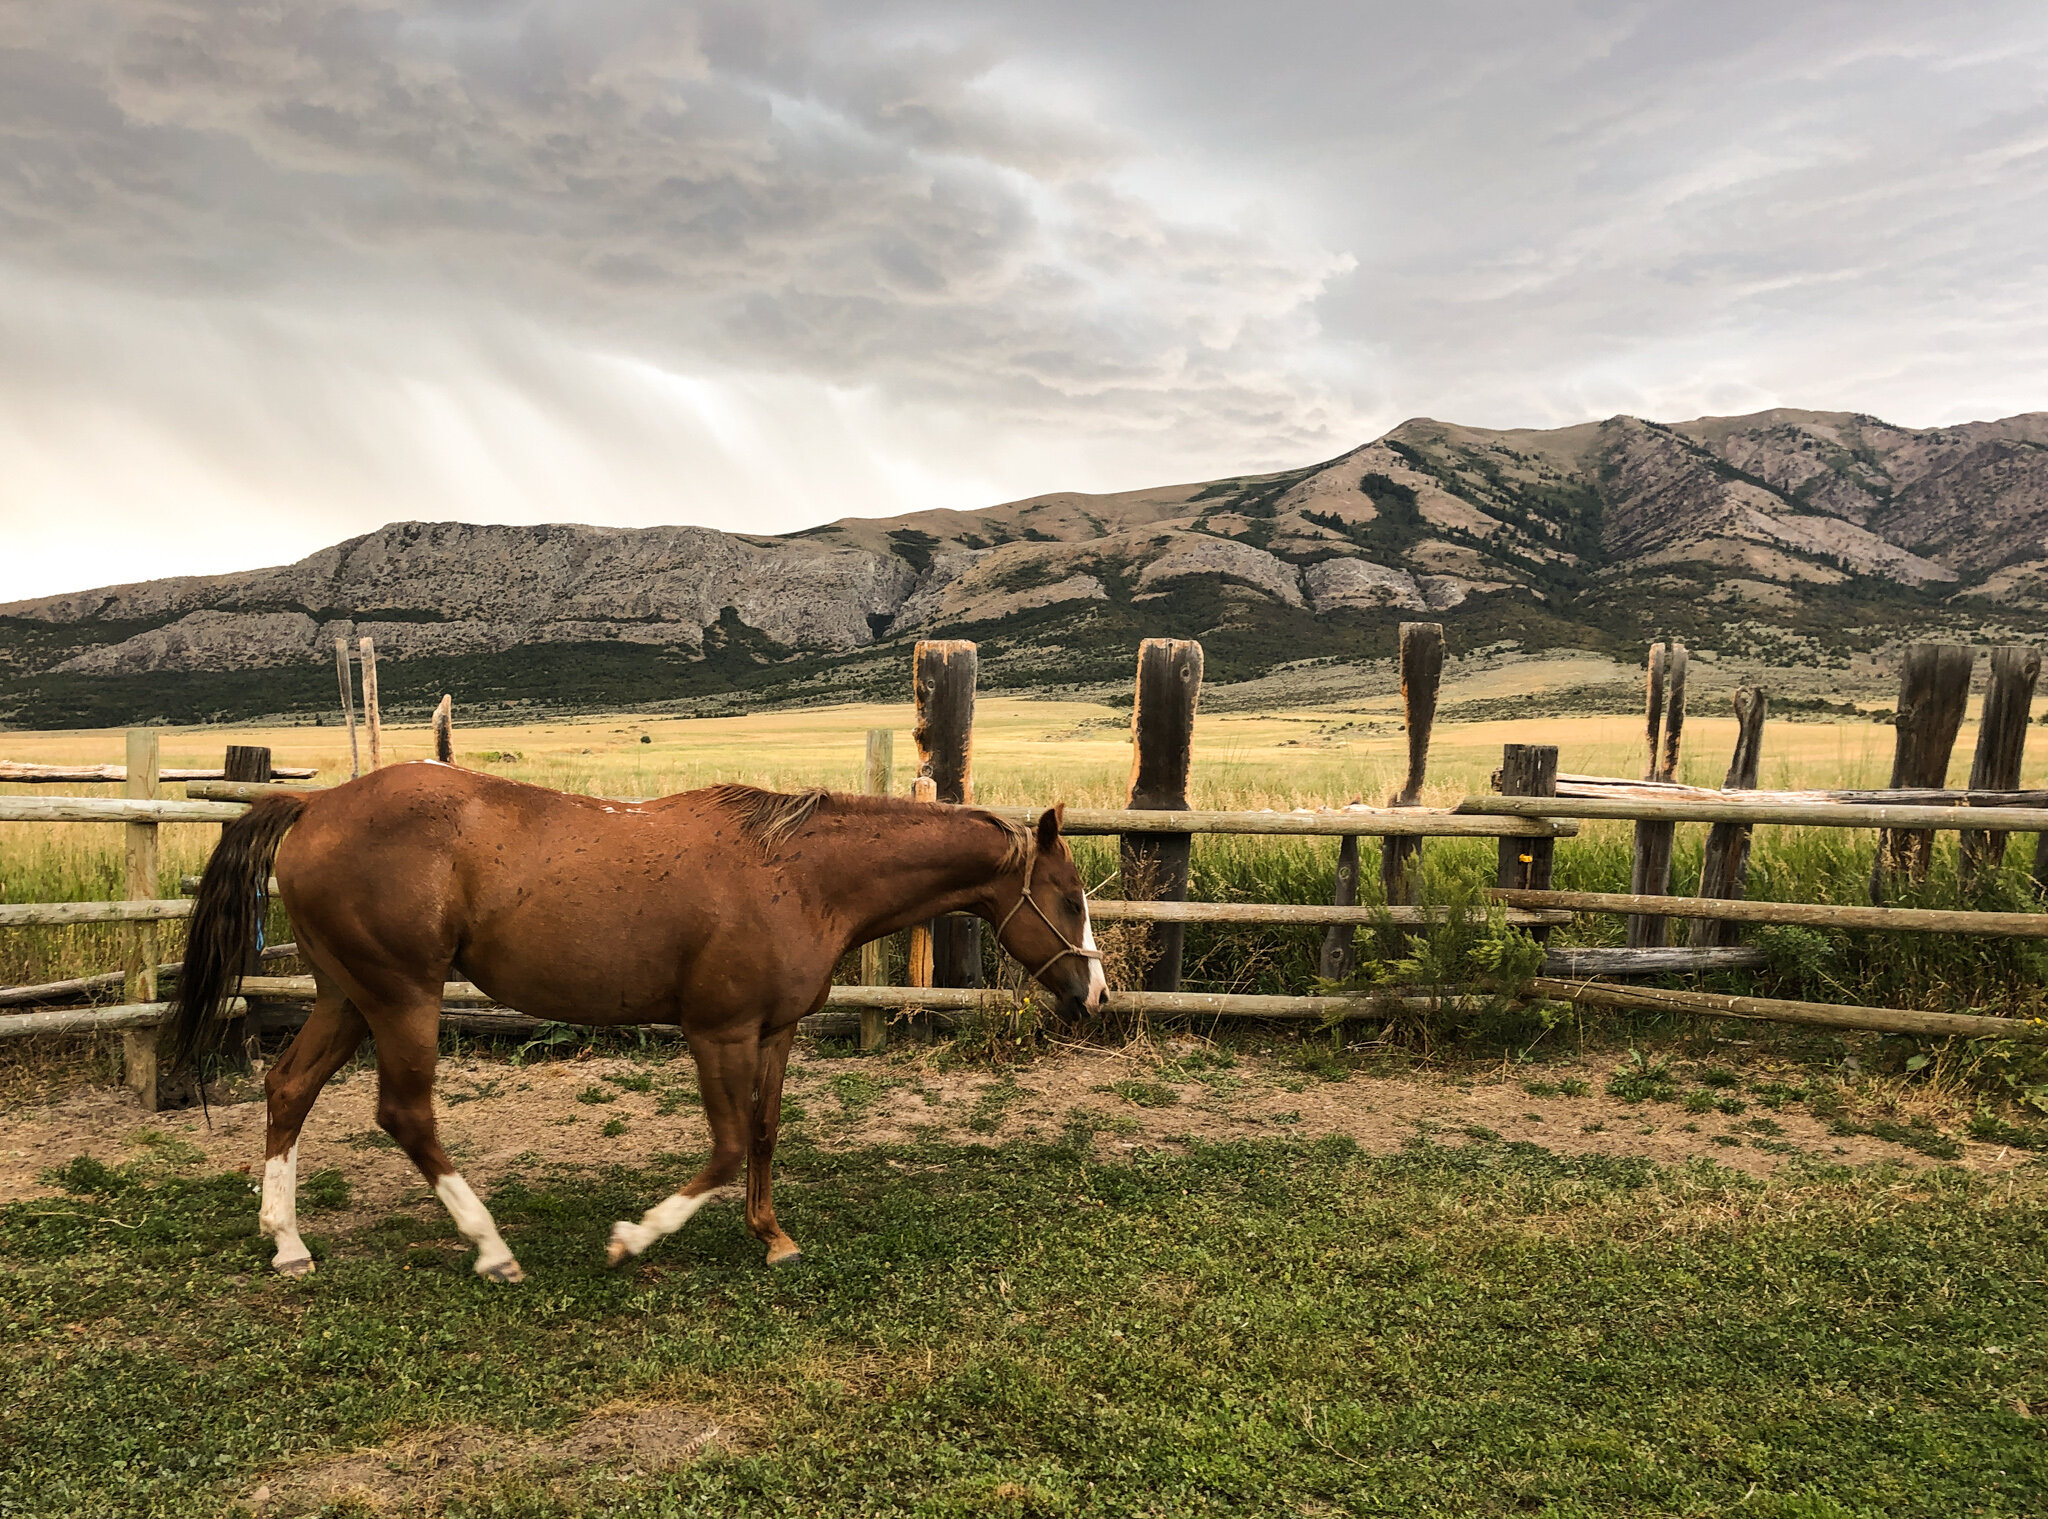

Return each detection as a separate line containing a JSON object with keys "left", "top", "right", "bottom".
{"left": 4, "top": 407, "right": 2045, "bottom": 726}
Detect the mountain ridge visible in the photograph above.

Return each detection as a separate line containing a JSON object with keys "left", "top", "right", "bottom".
{"left": 5, "top": 405, "right": 2044, "bottom": 726}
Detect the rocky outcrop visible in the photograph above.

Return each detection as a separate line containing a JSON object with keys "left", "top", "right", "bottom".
{"left": 1135, "top": 539, "right": 1303, "bottom": 606}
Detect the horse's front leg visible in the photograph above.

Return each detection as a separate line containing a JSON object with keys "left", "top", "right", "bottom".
{"left": 606, "top": 1033, "right": 755, "bottom": 1264}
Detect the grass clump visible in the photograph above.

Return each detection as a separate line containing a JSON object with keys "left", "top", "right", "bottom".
{"left": 1104, "top": 1079, "right": 1179, "bottom": 1109}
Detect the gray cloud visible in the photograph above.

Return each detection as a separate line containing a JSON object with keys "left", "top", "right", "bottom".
{"left": 0, "top": 1, "right": 2043, "bottom": 599}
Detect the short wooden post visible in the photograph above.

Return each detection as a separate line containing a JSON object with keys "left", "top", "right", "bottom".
{"left": 218, "top": 745, "right": 273, "bottom": 1064}
{"left": 335, "top": 637, "right": 361, "bottom": 779}
{"left": 1873, "top": 643, "right": 1975, "bottom": 899}
{"left": 1627, "top": 642, "right": 1686, "bottom": 947}
{"left": 1378, "top": 621, "right": 1445, "bottom": 906}
{"left": 907, "top": 775, "right": 938, "bottom": 999}
{"left": 858, "top": 728, "right": 894, "bottom": 1053}
{"left": 1496, "top": 744, "right": 1559, "bottom": 944}
{"left": 121, "top": 730, "right": 162, "bottom": 1110}
{"left": 1964, "top": 646, "right": 2040, "bottom": 880}
{"left": 433, "top": 694, "right": 454, "bottom": 764}
{"left": 914, "top": 641, "right": 980, "bottom": 993}
{"left": 1689, "top": 688, "right": 1767, "bottom": 946}
{"left": 358, "top": 636, "right": 383, "bottom": 770}
{"left": 1121, "top": 638, "right": 1203, "bottom": 993}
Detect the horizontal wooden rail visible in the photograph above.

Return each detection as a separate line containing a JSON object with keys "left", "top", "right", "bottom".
{"left": 1527, "top": 977, "right": 2044, "bottom": 1042}
{"left": 1087, "top": 900, "right": 1572, "bottom": 927}
{"left": 1494, "top": 887, "right": 2048, "bottom": 939}
{"left": 1461, "top": 794, "right": 2048, "bottom": 832}
{"left": 0, "top": 797, "right": 246, "bottom": 824}
{"left": 0, "top": 999, "right": 247, "bottom": 1041}
{"left": 1543, "top": 946, "right": 1765, "bottom": 976}
{"left": 989, "top": 806, "right": 1576, "bottom": 838}
{"left": 1, "top": 764, "right": 317, "bottom": 784}
{"left": 0, "top": 944, "right": 297, "bottom": 1008}
{"left": 231, "top": 976, "right": 1498, "bottom": 1022}
{"left": 0, "top": 899, "right": 194, "bottom": 928}
{"left": 183, "top": 780, "right": 328, "bottom": 803}
{"left": 1555, "top": 773, "right": 2048, "bottom": 809}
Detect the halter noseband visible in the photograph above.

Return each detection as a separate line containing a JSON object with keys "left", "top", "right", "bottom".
{"left": 993, "top": 847, "right": 1103, "bottom": 982}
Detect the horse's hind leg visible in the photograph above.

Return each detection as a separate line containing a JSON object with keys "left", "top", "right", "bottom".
{"left": 369, "top": 998, "right": 524, "bottom": 1284}
{"left": 607, "top": 1035, "right": 757, "bottom": 1265}
{"left": 745, "top": 1025, "right": 802, "bottom": 1267}
{"left": 261, "top": 983, "right": 369, "bottom": 1277}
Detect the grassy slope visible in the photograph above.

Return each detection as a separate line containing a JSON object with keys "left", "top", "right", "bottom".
{"left": 3, "top": 1134, "right": 2043, "bottom": 1517}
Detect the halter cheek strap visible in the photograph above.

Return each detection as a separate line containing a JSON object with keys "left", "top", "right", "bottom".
{"left": 994, "top": 852, "right": 1103, "bottom": 982}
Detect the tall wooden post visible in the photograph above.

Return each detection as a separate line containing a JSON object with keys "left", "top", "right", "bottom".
{"left": 219, "top": 745, "right": 273, "bottom": 1065}
{"left": 358, "top": 636, "right": 383, "bottom": 770}
{"left": 1873, "top": 643, "right": 1975, "bottom": 899}
{"left": 915, "top": 641, "right": 980, "bottom": 992}
{"left": 907, "top": 776, "right": 938, "bottom": 1011}
{"left": 859, "top": 728, "right": 894, "bottom": 1053}
{"left": 1122, "top": 639, "right": 1203, "bottom": 993}
{"left": 1689, "top": 688, "right": 1768, "bottom": 946}
{"left": 1318, "top": 838, "right": 1361, "bottom": 982}
{"left": 335, "top": 637, "right": 361, "bottom": 779}
{"left": 1379, "top": 621, "right": 1445, "bottom": 905}
{"left": 1496, "top": 744, "right": 1558, "bottom": 943}
{"left": 1628, "top": 641, "right": 1686, "bottom": 947}
{"left": 1964, "top": 646, "right": 2040, "bottom": 880}
{"left": 121, "top": 730, "right": 162, "bottom": 1111}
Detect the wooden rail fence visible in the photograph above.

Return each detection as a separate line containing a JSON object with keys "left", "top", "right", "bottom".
{"left": 12, "top": 633, "right": 2048, "bottom": 1109}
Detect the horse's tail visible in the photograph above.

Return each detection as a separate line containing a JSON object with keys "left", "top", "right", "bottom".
{"left": 433, "top": 694, "right": 454, "bottom": 764}
{"left": 162, "top": 793, "right": 307, "bottom": 1074}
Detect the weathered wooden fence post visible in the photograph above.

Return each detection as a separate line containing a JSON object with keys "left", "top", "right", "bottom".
{"left": 915, "top": 641, "right": 980, "bottom": 994}
{"left": 1627, "top": 642, "right": 1686, "bottom": 947}
{"left": 335, "top": 637, "right": 361, "bottom": 779}
{"left": 1688, "top": 688, "right": 1767, "bottom": 946}
{"left": 122, "top": 729, "right": 161, "bottom": 1110}
{"left": 1964, "top": 645, "right": 2040, "bottom": 881}
{"left": 1122, "top": 638, "right": 1203, "bottom": 993}
{"left": 1380, "top": 621, "right": 1445, "bottom": 904}
{"left": 1497, "top": 744, "right": 1559, "bottom": 943}
{"left": 859, "top": 728, "right": 894, "bottom": 1053}
{"left": 221, "top": 744, "right": 273, "bottom": 1065}
{"left": 358, "top": 635, "right": 383, "bottom": 770}
{"left": 1317, "top": 839, "right": 1361, "bottom": 982}
{"left": 1872, "top": 643, "right": 1975, "bottom": 900}
{"left": 907, "top": 776, "right": 938, "bottom": 1008}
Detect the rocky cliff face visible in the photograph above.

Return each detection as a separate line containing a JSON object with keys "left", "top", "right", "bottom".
{"left": 4, "top": 406, "right": 2044, "bottom": 722}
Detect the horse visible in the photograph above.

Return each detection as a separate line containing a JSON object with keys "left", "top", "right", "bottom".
{"left": 165, "top": 762, "right": 1107, "bottom": 1283}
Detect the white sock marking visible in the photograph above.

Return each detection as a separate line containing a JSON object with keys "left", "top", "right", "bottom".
{"left": 260, "top": 1143, "right": 308, "bottom": 1269}
{"left": 610, "top": 1187, "right": 731, "bottom": 1260}
{"left": 434, "top": 1173, "right": 519, "bottom": 1278}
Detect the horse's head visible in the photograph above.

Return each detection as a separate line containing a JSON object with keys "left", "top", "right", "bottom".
{"left": 994, "top": 806, "right": 1108, "bottom": 1020}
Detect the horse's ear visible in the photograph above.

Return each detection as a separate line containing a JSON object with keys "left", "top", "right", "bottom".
{"left": 1035, "top": 805, "right": 1065, "bottom": 853}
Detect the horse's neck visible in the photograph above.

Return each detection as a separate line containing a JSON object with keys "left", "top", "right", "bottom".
{"left": 816, "top": 805, "right": 1014, "bottom": 947}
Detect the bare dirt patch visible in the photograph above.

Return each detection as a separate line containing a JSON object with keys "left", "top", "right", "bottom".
{"left": 239, "top": 1400, "right": 724, "bottom": 1516}
{"left": 1, "top": 1038, "right": 2029, "bottom": 1235}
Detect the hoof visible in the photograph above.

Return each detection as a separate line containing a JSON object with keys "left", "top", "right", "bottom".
{"left": 274, "top": 1255, "right": 314, "bottom": 1279}
{"left": 478, "top": 1258, "right": 526, "bottom": 1285}
{"left": 606, "top": 1221, "right": 644, "bottom": 1268}
{"left": 766, "top": 1245, "right": 803, "bottom": 1268}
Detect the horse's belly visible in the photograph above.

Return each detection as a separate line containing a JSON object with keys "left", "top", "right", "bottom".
{"left": 456, "top": 913, "right": 687, "bottom": 1026}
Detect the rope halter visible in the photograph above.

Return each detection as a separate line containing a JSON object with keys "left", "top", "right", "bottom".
{"left": 992, "top": 844, "right": 1103, "bottom": 983}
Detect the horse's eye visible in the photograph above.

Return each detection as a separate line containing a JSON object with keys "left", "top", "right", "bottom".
{"left": 1066, "top": 896, "right": 1086, "bottom": 915}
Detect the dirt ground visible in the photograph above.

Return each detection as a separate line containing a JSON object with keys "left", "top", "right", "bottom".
{"left": 1, "top": 1039, "right": 2028, "bottom": 1234}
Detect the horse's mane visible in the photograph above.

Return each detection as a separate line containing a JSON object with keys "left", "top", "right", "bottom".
{"left": 705, "top": 783, "right": 1033, "bottom": 867}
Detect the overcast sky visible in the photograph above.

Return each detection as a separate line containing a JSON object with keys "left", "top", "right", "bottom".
{"left": 3, "top": 1, "right": 2044, "bottom": 601}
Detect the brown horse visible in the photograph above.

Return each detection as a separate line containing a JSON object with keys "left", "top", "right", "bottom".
{"left": 166, "top": 763, "right": 1106, "bottom": 1282}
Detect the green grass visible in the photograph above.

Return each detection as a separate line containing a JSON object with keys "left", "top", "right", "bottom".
{"left": 4, "top": 1136, "right": 2045, "bottom": 1516}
